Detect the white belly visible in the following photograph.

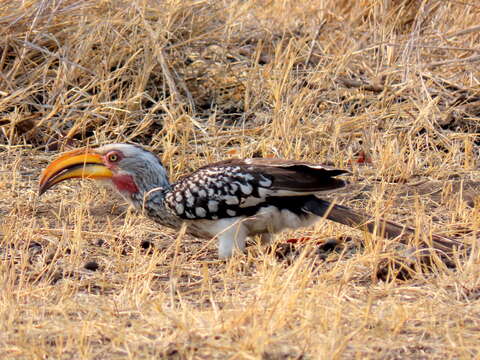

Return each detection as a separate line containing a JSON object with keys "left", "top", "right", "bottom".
{"left": 185, "top": 206, "right": 319, "bottom": 240}
{"left": 184, "top": 207, "right": 320, "bottom": 258}
{"left": 243, "top": 206, "right": 318, "bottom": 235}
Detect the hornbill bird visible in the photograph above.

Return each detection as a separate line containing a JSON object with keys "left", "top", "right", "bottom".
{"left": 39, "top": 144, "right": 462, "bottom": 259}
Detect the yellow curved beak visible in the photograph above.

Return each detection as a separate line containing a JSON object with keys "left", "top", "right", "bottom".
{"left": 39, "top": 148, "right": 113, "bottom": 195}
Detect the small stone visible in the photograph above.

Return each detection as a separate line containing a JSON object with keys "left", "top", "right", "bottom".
{"left": 140, "top": 240, "right": 153, "bottom": 249}
{"left": 28, "top": 242, "right": 43, "bottom": 251}
{"left": 84, "top": 261, "right": 99, "bottom": 271}
{"left": 318, "top": 238, "right": 343, "bottom": 252}
{"left": 50, "top": 271, "right": 63, "bottom": 284}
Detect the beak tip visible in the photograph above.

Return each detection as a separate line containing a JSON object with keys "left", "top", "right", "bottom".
{"left": 38, "top": 176, "right": 48, "bottom": 196}
{"left": 37, "top": 149, "right": 109, "bottom": 196}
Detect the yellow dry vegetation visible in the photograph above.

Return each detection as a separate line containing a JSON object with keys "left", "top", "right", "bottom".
{"left": 1, "top": 0, "right": 480, "bottom": 358}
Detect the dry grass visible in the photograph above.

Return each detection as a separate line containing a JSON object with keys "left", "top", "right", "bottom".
{"left": 2, "top": 0, "right": 480, "bottom": 358}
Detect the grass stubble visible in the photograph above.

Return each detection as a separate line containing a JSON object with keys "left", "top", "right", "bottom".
{"left": 1, "top": 0, "right": 480, "bottom": 358}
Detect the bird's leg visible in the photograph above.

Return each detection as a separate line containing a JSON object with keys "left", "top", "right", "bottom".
{"left": 259, "top": 233, "right": 273, "bottom": 245}
{"left": 217, "top": 221, "right": 248, "bottom": 259}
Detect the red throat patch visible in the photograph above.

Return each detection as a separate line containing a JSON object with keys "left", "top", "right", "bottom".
{"left": 112, "top": 174, "right": 139, "bottom": 194}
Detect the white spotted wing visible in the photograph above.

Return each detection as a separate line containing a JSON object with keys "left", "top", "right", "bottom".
{"left": 164, "top": 158, "right": 348, "bottom": 220}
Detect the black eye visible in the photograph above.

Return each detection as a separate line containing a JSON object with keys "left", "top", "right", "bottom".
{"left": 108, "top": 153, "right": 119, "bottom": 162}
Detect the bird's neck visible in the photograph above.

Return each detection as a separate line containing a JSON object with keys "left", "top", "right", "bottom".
{"left": 129, "top": 175, "right": 171, "bottom": 208}
{"left": 128, "top": 181, "right": 182, "bottom": 230}
{"left": 112, "top": 165, "right": 181, "bottom": 229}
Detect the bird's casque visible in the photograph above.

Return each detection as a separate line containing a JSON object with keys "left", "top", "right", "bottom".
{"left": 39, "top": 143, "right": 462, "bottom": 258}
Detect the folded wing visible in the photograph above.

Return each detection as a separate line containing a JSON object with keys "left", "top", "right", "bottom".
{"left": 164, "top": 158, "right": 348, "bottom": 220}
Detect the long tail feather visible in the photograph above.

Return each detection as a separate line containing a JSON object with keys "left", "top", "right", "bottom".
{"left": 304, "top": 198, "right": 464, "bottom": 256}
